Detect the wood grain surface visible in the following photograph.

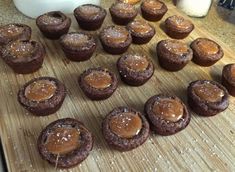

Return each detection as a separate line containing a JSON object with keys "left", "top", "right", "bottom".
{"left": 0, "top": 1, "right": 235, "bottom": 172}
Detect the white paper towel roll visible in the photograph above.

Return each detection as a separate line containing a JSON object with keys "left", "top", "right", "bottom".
{"left": 13, "top": 0, "right": 100, "bottom": 18}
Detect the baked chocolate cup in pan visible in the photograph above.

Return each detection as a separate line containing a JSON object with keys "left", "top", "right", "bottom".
{"left": 144, "top": 94, "right": 191, "bottom": 136}
{"left": 74, "top": 4, "right": 107, "bottom": 31}
{"left": 1, "top": 40, "right": 45, "bottom": 74}
{"left": 102, "top": 107, "right": 149, "bottom": 151}
{"left": 141, "top": 0, "right": 168, "bottom": 21}
{"left": 190, "top": 38, "right": 224, "bottom": 67}
{"left": 222, "top": 64, "right": 235, "bottom": 96}
{"left": 36, "top": 11, "right": 71, "bottom": 40}
{"left": 38, "top": 118, "right": 93, "bottom": 168}
{"left": 99, "top": 25, "right": 132, "bottom": 55}
{"left": 78, "top": 67, "right": 118, "bottom": 100}
{"left": 187, "top": 80, "right": 229, "bottom": 116}
{"left": 109, "top": 2, "right": 138, "bottom": 25}
{"left": 156, "top": 39, "right": 193, "bottom": 71}
{"left": 117, "top": 53, "right": 154, "bottom": 86}
{"left": 0, "top": 23, "right": 31, "bottom": 46}
{"left": 60, "top": 32, "right": 97, "bottom": 62}
{"left": 127, "top": 19, "right": 155, "bottom": 44}
{"left": 165, "top": 15, "right": 194, "bottom": 39}
{"left": 18, "top": 77, "right": 66, "bottom": 116}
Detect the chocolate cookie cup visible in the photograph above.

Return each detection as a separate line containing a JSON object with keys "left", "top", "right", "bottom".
{"left": 1, "top": 40, "right": 45, "bottom": 74}
{"left": 190, "top": 38, "right": 224, "bottom": 67}
{"left": 127, "top": 19, "right": 155, "bottom": 44}
{"left": 38, "top": 118, "right": 93, "bottom": 168}
{"left": 0, "top": 23, "right": 31, "bottom": 46}
{"left": 117, "top": 53, "right": 154, "bottom": 86}
{"left": 102, "top": 107, "right": 149, "bottom": 151}
{"left": 156, "top": 39, "right": 193, "bottom": 71}
{"left": 141, "top": 0, "right": 168, "bottom": 21}
{"left": 74, "top": 4, "right": 107, "bottom": 30}
{"left": 165, "top": 15, "right": 194, "bottom": 39}
{"left": 187, "top": 80, "right": 229, "bottom": 116}
{"left": 144, "top": 94, "right": 191, "bottom": 136}
{"left": 222, "top": 64, "right": 235, "bottom": 96}
{"left": 109, "top": 2, "right": 138, "bottom": 25}
{"left": 100, "top": 25, "right": 132, "bottom": 54}
{"left": 79, "top": 67, "right": 118, "bottom": 100}
{"left": 18, "top": 77, "right": 66, "bottom": 116}
{"left": 118, "top": 0, "right": 141, "bottom": 5}
{"left": 60, "top": 32, "right": 96, "bottom": 62}
{"left": 36, "top": 11, "right": 71, "bottom": 40}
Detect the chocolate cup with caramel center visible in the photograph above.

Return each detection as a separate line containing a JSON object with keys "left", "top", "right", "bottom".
{"left": 102, "top": 107, "right": 150, "bottom": 151}
{"left": 144, "top": 94, "right": 191, "bottom": 136}
{"left": 187, "top": 80, "right": 229, "bottom": 116}
{"left": 18, "top": 77, "right": 66, "bottom": 116}
{"left": 38, "top": 118, "right": 93, "bottom": 168}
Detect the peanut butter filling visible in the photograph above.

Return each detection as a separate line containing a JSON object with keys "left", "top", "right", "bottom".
{"left": 197, "top": 40, "right": 219, "bottom": 55}
{"left": 119, "top": 0, "right": 140, "bottom": 5}
{"left": 62, "top": 33, "right": 89, "bottom": 48}
{"left": 143, "top": 0, "right": 163, "bottom": 10}
{"left": 129, "top": 20, "right": 152, "bottom": 34}
{"left": 164, "top": 40, "right": 188, "bottom": 55}
{"left": 25, "top": 80, "right": 57, "bottom": 102}
{"left": 153, "top": 98, "right": 184, "bottom": 122}
{"left": 124, "top": 54, "right": 149, "bottom": 71}
{"left": 84, "top": 71, "right": 112, "bottom": 89}
{"left": 109, "top": 112, "right": 142, "bottom": 138}
{"left": 45, "top": 127, "right": 80, "bottom": 155}
{"left": 169, "top": 15, "right": 192, "bottom": 30}
{"left": 193, "top": 82, "right": 224, "bottom": 102}
{"left": 104, "top": 27, "right": 129, "bottom": 44}
{"left": 8, "top": 41, "right": 34, "bottom": 58}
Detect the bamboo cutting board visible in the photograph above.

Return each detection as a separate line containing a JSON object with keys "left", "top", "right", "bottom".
{"left": 0, "top": 2, "right": 235, "bottom": 172}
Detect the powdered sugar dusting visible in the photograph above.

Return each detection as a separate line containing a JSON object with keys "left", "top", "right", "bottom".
{"left": 79, "top": 5, "right": 100, "bottom": 17}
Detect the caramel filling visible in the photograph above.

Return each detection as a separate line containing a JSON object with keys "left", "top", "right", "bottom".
{"left": 119, "top": 0, "right": 140, "bottom": 5}
{"left": 124, "top": 54, "right": 149, "bottom": 71}
{"left": 169, "top": 16, "right": 191, "bottom": 30}
{"left": 62, "top": 34, "right": 89, "bottom": 47}
{"left": 79, "top": 5, "right": 100, "bottom": 17}
{"left": 193, "top": 82, "right": 224, "bottom": 102}
{"left": 104, "top": 27, "right": 128, "bottom": 44}
{"left": 84, "top": 71, "right": 112, "bottom": 89}
{"left": 0, "top": 24, "right": 24, "bottom": 37}
{"left": 114, "top": 3, "right": 135, "bottom": 14}
{"left": 8, "top": 41, "right": 34, "bottom": 58}
{"left": 25, "top": 80, "right": 57, "bottom": 102}
{"left": 129, "top": 20, "right": 152, "bottom": 34}
{"left": 109, "top": 112, "right": 142, "bottom": 138}
{"left": 230, "top": 65, "right": 235, "bottom": 82}
{"left": 164, "top": 40, "right": 188, "bottom": 55}
{"left": 143, "top": 0, "right": 163, "bottom": 10}
{"left": 40, "top": 14, "right": 63, "bottom": 25}
{"left": 153, "top": 98, "right": 184, "bottom": 122}
{"left": 197, "top": 40, "right": 219, "bottom": 55}
{"left": 45, "top": 127, "right": 80, "bottom": 155}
